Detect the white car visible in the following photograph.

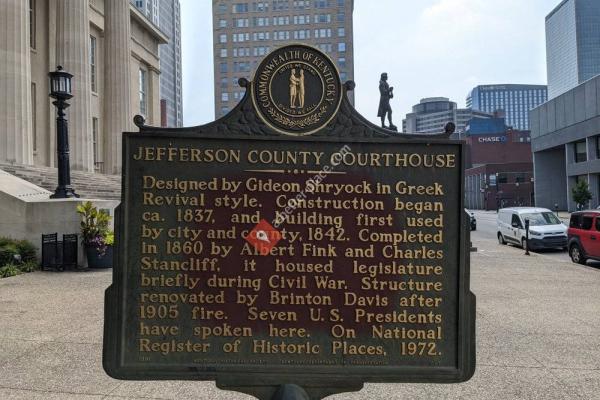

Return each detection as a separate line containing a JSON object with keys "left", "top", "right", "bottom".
{"left": 497, "top": 207, "right": 567, "bottom": 250}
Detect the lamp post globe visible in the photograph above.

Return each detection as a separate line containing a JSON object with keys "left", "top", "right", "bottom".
{"left": 49, "top": 65, "right": 79, "bottom": 199}
{"left": 49, "top": 65, "right": 73, "bottom": 100}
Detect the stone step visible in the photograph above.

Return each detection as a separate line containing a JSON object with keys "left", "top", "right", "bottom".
{"left": 0, "top": 163, "right": 121, "bottom": 200}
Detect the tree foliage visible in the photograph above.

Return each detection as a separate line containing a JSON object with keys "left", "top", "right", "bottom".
{"left": 571, "top": 180, "right": 593, "bottom": 210}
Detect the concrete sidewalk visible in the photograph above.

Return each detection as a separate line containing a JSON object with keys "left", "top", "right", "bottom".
{"left": 1, "top": 234, "right": 599, "bottom": 399}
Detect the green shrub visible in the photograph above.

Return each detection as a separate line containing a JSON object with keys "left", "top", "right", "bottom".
{"left": 0, "top": 238, "right": 38, "bottom": 275}
{"left": 0, "top": 243, "right": 20, "bottom": 265}
{"left": 0, "top": 264, "right": 21, "bottom": 278}
{"left": 105, "top": 231, "right": 115, "bottom": 245}
{"left": 15, "top": 240, "right": 37, "bottom": 262}
{"left": 0, "top": 237, "right": 14, "bottom": 247}
{"left": 18, "top": 260, "right": 39, "bottom": 273}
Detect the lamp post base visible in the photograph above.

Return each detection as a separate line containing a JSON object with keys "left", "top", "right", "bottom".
{"left": 50, "top": 186, "right": 80, "bottom": 199}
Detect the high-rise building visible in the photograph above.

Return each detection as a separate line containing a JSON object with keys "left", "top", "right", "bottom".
{"left": 402, "top": 97, "right": 492, "bottom": 136}
{"left": 212, "top": 0, "right": 355, "bottom": 118}
{"left": 132, "top": 0, "right": 183, "bottom": 127}
{"left": 546, "top": 0, "right": 600, "bottom": 99}
{"left": 466, "top": 84, "right": 548, "bottom": 131}
{"left": 133, "top": 0, "right": 160, "bottom": 25}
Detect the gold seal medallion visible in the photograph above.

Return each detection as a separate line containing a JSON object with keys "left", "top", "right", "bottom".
{"left": 251, "top": 44, "right": 343, "bottom": 136}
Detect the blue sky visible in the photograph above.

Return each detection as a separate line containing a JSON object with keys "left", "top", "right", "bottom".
{"left": 181, "top": 0, "right": 559, "bottom": 127}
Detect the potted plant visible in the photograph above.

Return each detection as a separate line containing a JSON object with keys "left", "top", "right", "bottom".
{"left": 76, "top": 201, "right": 114, "bottom": 268}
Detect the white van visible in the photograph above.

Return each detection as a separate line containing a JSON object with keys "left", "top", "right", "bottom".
{"left": 497, "top": 207, "right": 567, "bottom": 250}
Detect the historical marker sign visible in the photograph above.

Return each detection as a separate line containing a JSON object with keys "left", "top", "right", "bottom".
{"left": 104, "top": 45, "right": 475, "bottom": 399}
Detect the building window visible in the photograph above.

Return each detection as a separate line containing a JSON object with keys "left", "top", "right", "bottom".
{"left": 219, "top": 33, "right": 227, "bottom": 43}
{"left": 139, "top": 68, "right": 147, "bottom": 116}
{"left": 337, "top": 0, "right": 344, "bottom": 5}
{"left": 31, "top": 82, "right": 36, "bottom": 151}
{"left": 90, "top": 35, "right": 97, "bottom": 92}
{"left": 497, "top": 173, "right": 507, "bottom": 184}
{"left": 273, "top": 0, "right": 289, "bottom": 10}
{"left": 596, "top": 136, "right": 600, "bottom": 159}
{"left": 220, "top": 77, "right": 228, "bottom": 88}
{"left": 515, "top": 173, "right": 525, "bottom": 183}
{"left": 29, "top": 0, "right": 36, "bottom": 49}
{"left": 338, "top": 42, "right": 346, "bottom": 52}
{"left": 152, "top": 0, "right": 159, "bottom": 25}
{"left": 293, "top": 30, "right": 309, "bottom": 39}
{"left": 253, "top": 17, "right": 269, "bottom": 26}
{"left": 337, "top": 27, "right": 345, "bottom": 37}
{"left": 220, "top": 48, "right": 227, "bottom": 57}
{"left": 575, "top": 141, "right": 587, "bottom": 163}
{"left": 220, "top": 62, "right": 228, "bottom": 73}
{"left": 316, "top": 14, "right": 331, "bottom": 23}
{"left": 337, "top": 57, "right": 346, "bottom": 68}
{"left": 314, "top": 28, "right": 331, "bottom": 38}
{"left": 274, "top": 31, "right": 289, "bottom": 40}
{"left": 317, "top": 43, "right": 332, "bottom": 52}
{"left": 337, "top": 12, "right": 345, "bottom": 22}
{"left": 233, "top": 32, "right": 251, "bottom": 42}
{"left": 222, "top": 92, "right": 229, "bottom": 102}
{"left": 253, "top": 2, "right": 269, "bottom": 11}
{"left": 233, "top": 3, "right": 249, "bottom": 13}
{"left": 92, "top": 117, "right": 99, "bottom": 165}
{"left": 273, "top": 16, "right": 289, "bottom": 25}
{"left": 234, "top": 18, "right": 249, "bottom": 27}
{"left": 218, "top": 3, "right": 227, "bottom": 13}
{"left": 219, "top": 19, "right": 227, "bottom": 28}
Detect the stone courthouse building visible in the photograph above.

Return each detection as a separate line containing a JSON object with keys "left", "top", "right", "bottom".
{"left": 0, "top": 0, "right": 168, "bottom": 177}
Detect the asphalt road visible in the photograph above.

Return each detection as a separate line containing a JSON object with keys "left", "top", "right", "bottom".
{"left": 470, "top": 210, "right": 572, "bottom": 264}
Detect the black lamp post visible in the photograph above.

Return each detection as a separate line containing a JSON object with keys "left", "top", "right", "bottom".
{"left": 49, "top": 66, "right": 79, "bottom": 199}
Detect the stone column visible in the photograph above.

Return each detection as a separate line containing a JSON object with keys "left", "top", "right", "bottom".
{"left": 56, "top": 0, "right": 94, "bottom": 172}
{"left": 104, "top": 0, "right": 132, "bottom": 175}
{"left": 0, "top": 0, "right": 33, "bottom": 165}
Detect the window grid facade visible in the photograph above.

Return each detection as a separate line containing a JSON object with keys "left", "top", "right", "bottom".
{"left": 466, "top": 85, "right": 548, "bottom": 131}
{"left": 212, "top": 0, "right": 355, "bottom": 117}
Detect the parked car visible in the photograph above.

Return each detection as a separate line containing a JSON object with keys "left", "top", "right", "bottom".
{"left": 497, "top": 207, "right": 567, "bottom": 251}
{"left": 567, "top": 210, "right": 600, "bottom": 264}
{"left": 465, "top": 209, "right": 476, "bottom": 231}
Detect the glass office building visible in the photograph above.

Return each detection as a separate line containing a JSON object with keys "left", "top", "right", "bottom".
{"left": 546, "top": 0, "right": 600, "bottom": 99}
{"left": 466, "top": 84, "right": 548, "bottom": 131}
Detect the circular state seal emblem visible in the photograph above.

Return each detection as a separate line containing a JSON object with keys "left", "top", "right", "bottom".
{"left": 251, "top": 44, "right": 343, "bottom": 136}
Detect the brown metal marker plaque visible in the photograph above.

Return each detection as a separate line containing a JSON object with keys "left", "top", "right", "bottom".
{"left": 103, "top": 45, "right": 475, "bottom": 400}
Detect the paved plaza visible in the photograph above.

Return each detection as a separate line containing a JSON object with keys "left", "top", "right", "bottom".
{"left": 1, "top": 226, "right": 599, "bottom": 399}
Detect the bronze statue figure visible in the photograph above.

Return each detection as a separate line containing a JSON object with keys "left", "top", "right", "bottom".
{"left": 289, "top": 69, "right": 306, "bottom": 109}
{"left": 289, "top": 68, "right": 299, "bottom": 108}
{"left": 378, "top": 72, "right": 397, "bottom": 131}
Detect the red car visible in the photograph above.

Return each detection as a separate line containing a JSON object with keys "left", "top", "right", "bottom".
{"left": 567, "top": 210, "right": 600, "bottom": 264}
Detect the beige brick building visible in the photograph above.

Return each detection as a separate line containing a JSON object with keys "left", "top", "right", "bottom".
{"left": 0, "top": 0, "right": 167, "bottom": 175}
{"left": 212, "top": 0, "right": 355, "bottom": 118}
